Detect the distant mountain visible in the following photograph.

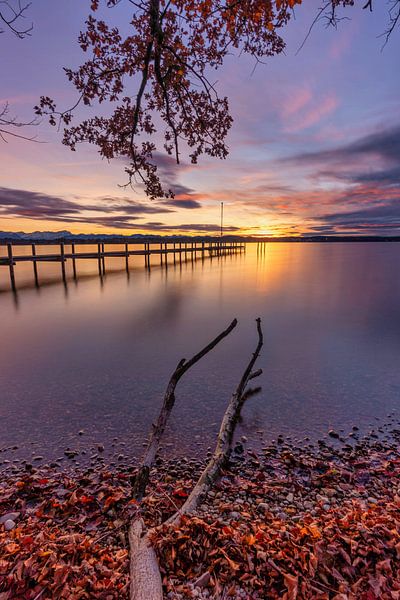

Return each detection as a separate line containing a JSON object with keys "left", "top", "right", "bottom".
{"left": 0, "top": 230, "right": 154, "bottom": 242}
{"left": 0, "top": 231, "right": 73, "bottom": 241}
{"left": 0, "top": 230, "right": 236, "bottom": 242}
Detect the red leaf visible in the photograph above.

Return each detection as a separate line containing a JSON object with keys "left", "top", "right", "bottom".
{"left": 172, "top": 488, "right": 189, "bottom": 499}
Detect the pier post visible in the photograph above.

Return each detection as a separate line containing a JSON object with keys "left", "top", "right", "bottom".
{"left": 101, "top": 243, "right": 106, "bottom": 274}
{"left": 160, "top": 242, "right": 163, "bottom": 266}
{"left": 60, "top": 242, "right": 66, "bottom": 283}
{"left": 32, "top": 243, "right": 39, "bottom": 287}
{"left": 97, "top": 243, "right": 103, "bottom": 277}
{"left": 7, "top": 243, "right": 16, "bottom": 292}
{"left": 125, "top": 243, "right": 129, "bottom": 272}
{"left": 71, "top": 243, "right": 77, "bottom": 280}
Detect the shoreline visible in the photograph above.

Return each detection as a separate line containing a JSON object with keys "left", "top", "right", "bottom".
{"left": 1, "top": 424, "right": 399, "bottom": 599}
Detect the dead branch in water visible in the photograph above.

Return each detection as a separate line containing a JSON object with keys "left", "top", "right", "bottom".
{"left": 168, "top": 318, "right": 263, "bottom": 522}
{"left": 129, "top": 318, "right": 264, "bottom": 600}
{"left": 132, "top": 317, "right": 238, "bottom": 502}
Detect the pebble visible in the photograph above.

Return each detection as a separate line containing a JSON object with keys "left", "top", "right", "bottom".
{"left": 3, "top": 519, "right": 16, "bottom": 531}
{"left": 65, "top": 450, "right": 78, "bottom": 459}
{"left": 316, "top": 495, "right": 330, "bottom": 504}
{"left": 328, "top": 430, "right": 339, "bottom": 439}
{"left": 0, "top": 512, "right": 20, "bottom": 524}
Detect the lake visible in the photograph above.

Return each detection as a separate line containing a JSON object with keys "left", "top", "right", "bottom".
{"left": 0, "top": 242, "right": 399, "bottom": 467}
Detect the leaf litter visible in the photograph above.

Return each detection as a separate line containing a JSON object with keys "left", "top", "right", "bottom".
{"left": 1, "top": 424, "right": 399, "bottom": 599}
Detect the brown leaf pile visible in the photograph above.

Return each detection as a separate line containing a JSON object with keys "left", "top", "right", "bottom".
{"left": 153, "top": 443, "right": 400, "bottom": 599}
{"left": 0, "top": 471, "right": 132, "bottom": 599}
{"left": 0, "top": 464, "right": 196, "bottom": 599}
{"left": 1, "top": 430, "right": 399, "bottom": 599}
{"left": 154, "top": 500, "right": 400, "bottom": 599}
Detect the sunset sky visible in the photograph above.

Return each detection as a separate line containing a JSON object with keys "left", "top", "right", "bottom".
{"left": 1, "top": 1, "right": 399, "bottom": 237}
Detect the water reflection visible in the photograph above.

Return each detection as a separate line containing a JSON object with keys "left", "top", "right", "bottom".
{"left": 0, "top": 242, "right": 399, "bottom": 464}
{"left": 0, "top": 242, "right": 241, "bottom": 311}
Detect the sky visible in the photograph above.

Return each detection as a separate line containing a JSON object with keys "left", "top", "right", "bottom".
{"left": 0, "top": 1, "right": 399, "bottom": 237}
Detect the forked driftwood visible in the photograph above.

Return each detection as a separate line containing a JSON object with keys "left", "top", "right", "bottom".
{"left": 129, "top": 318, "right": 264, "bottom": 600}
{"left": 132, "top": 317, "right": 238, "bottom": 502}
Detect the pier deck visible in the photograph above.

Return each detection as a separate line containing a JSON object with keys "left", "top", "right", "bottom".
{"left": 0, "top": 240, "right": 245, "bottom": 293}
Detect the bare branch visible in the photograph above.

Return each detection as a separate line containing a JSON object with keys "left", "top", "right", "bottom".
{"left": 168, "top": 317, "right": 264, "bottom": 521}
{"left": 132, "top": 317, "right": 238, "bottom": 501}
{"left": 380, "top": 0, "right": 400, "bottom": 49}
{"left": 0, "top": 0, "right": 32, "bottom": 38}
{"left": 0, "top": 102, "right": 41, "bottom": 142}
{"left": 128, "top": 318, "right": 264, "bottom": 600}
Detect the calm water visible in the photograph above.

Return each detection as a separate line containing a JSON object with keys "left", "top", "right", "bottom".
{"left": 0, "top": 242, "right": 399, "bottom": 465}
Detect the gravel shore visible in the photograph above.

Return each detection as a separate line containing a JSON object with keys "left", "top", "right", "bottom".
{"left": 1, "top": 422, "right": 399, "bottom": 599}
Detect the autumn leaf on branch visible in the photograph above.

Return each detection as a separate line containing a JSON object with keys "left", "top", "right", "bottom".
{"left": 34, "top": 0, "right": 396, "bottom": 198}
{"left": 34, "top": 0, "right": 299, "bottom": 198}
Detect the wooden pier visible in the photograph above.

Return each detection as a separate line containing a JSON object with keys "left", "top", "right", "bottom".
{"left": 0, "top": 239, "right": 245, "bottom": 293}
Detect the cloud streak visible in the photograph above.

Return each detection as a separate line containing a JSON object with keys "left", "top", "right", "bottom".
{"left": 312, "top": 197, "right": 400, "bottom": 233}
{"left": 284, "top": 94, "right": 339, "bottom": 133}
{"left": 0, "top": 187, "right": 175, "bottom": 229}
{"left": 283, "top": 125, "right": 400, "bottom": 167}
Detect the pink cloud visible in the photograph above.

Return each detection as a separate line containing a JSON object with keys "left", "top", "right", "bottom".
{"left": 282, "top": 88, "right": 313, "bottom": 117}
{"left": 284, "top": 94, "right": 339, "bottom": 133}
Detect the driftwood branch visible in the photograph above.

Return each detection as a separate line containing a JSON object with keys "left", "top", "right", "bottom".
{"left": 129, "top": 519, "right": 163, "bottom": 600}
{"left": 132, "top": 318, "right": 238, "bottom": 501}
{"left": 129, "top": 318, "right": 263, "bottom": 600}
{"left": 169, "top": 317, "right": 263, "bottom": 520}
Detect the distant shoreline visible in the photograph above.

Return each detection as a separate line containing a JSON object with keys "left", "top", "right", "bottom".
{"left": 1, "top": 232, "right": 400, "bottom": 245}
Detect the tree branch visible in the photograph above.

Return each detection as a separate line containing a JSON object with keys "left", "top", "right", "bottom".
{"left": 132, "top": 317, "right": 238, "bottom": 501}
{"left": 169, "top": 317, "right": 263, "bottom": 520}
{"left": 0, "top": 0, "right": 32, "bottom": 38}
{"left": 128, "top": 318, "right": 264, "bottom": 600}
